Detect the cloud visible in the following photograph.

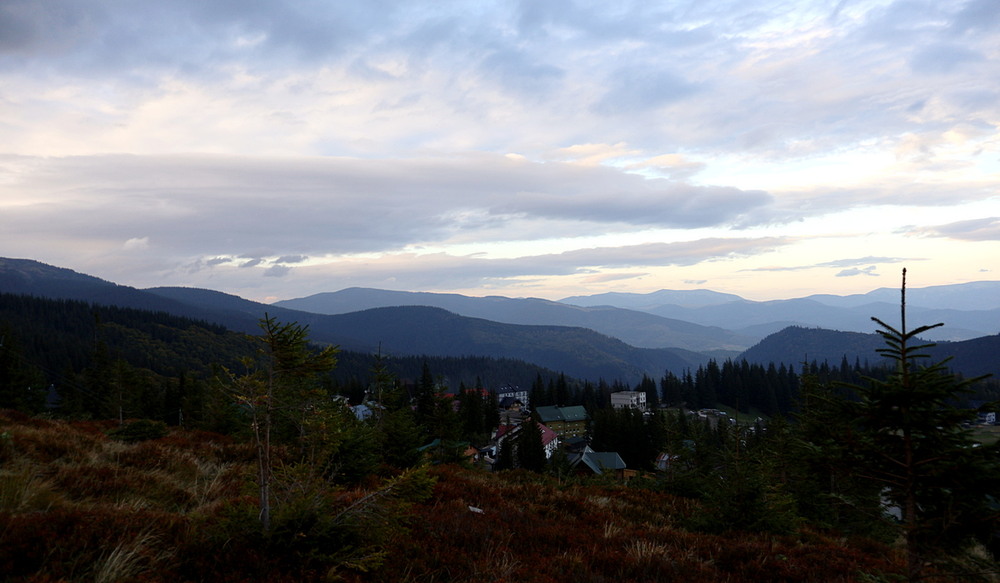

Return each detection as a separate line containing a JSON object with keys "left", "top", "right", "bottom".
{"left": 2, "top": 0, "right": 997, "bottom": 167}
{"left": 541, "top": 238, "right": 792, "bottom": 269}
{"left": 817, "top": 257, "right": 906, "bottom": 269}
{"left": 174, "top": 236, "right": 792, "bottom": 295}
{"left": 123, "top": 237, "right": 149, "bottom": 250}
{"left": 580, "top": 272, "right": 648, "bottom": 285}
{"left": 746, "top": 256, "right": 909, "bottom": 273}
{"left": 910, "top": 43, "right": 984, "bottom": 75}
{"left": 592, "top": 67, "right": 701, "bottom": 115}
{"left": 264, "top": 265, "right": 291, "bottom": 278}
{"left": 1, "top": 0, "right": 997, "bottom": 300}
{"left": 907, "top": 217, "right": 1000, "bottom": 241}
{"left": 628, "top": 154, "right": 706, "bottom": 180}
{"left": 0, "top": 153, "right": 776, "bottom": 263}
{"left": 836, "top": 266, "right": 879, "bottom": 277}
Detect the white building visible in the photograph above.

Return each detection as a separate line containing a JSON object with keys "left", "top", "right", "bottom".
{"left": 497, "top": 386, "right": 529, "bottom": 408}
{"left": 610, "top": 390, "right": 647, "bottom": 411}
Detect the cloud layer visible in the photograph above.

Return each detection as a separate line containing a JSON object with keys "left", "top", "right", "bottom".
{"left": 0, "top": 0, "right": 997, "bottom": 300}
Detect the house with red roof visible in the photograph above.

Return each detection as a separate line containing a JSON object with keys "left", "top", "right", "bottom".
{"left": 493, "top": 420, "right": 560, "bottom": 459}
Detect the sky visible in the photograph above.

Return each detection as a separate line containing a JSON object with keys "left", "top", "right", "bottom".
{"left": 1, "top": 0, "right": 998, "bottom": 303}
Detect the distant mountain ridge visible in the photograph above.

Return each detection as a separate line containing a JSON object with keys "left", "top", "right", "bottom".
{"left": 273, "top": 287, "right": 754, "bottom": 352}
{"left": 559, "top": 289, "right": 744, "bottom": 309}
{"left": 0, "top": 258, "right": 708, "bottom": 383}
{"left": 3, "top": 257, "right": 999, "bottom": 382}
{"left": 559, "top": 283, "right": 1000, "bottom": 341}
{"left": 739, "top": 326, "right": 1000, "bottom": 379}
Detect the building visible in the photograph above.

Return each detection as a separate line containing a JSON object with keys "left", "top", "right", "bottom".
{"left": 497, "top": 386, "right": 529, "bottom": 409}
{"left": 534, "top": 405, "right": 588, "bottom": 438}
{"left": 568, "top": 447, "right": 629, "bottom": 479}
{"left": 610, "top": 390, "right": 647, "bottom": 411}
{"left": 494, "top": 421, "right": 560, "bottom": 459}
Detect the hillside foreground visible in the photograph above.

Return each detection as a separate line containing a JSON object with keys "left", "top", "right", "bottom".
{"left": 0, "top": 410, "right": 922, "bottom": 583}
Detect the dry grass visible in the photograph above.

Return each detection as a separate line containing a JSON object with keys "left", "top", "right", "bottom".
{"left": 0, "top": 411, "right": 919, "bottom": 583}
{"left": 626, "top": 538, "right": 671, "bottom": 561}
{"left": 0, "top": 463, "right": 63, "bottom": 511}
{"left": 93, "top": 528, "right": 172, "bottom": 583}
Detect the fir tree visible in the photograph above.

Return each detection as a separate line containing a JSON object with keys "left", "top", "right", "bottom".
{"left": 222, "top": 315, "right": 339, "bottom": 531}
{"left": 817, "top": 270, "right": 1000, "bottom": 580}
{"left": 515, "top": 419, "right": 547, "bottom": 472}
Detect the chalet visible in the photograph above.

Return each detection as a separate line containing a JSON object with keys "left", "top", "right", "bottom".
{"left": 496, "top": 386, "right": 529, "bottom": 409}
{"left": 498, "top": 396, "right": 524, "bottom": 411}
{"left": 417, "top": 438, "right": 476, "bottom": 464}
{"left": 655, "top": 452, "right": 680, "bottom": 472}
{"left": 568, "top": 447, "right": 629, "bottom": 479}
{"left": 610, "top": 390, "right": 647, "bottom": 411}
{"left": 494, "top": 421, "right": 560, "bottom": 459}
{"left": 534, "top": 405, "right": 588, "bottom": 439}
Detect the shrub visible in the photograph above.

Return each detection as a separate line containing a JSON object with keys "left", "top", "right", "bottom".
{"left": 107, "top": 419, "right": 168, "bottom": 443}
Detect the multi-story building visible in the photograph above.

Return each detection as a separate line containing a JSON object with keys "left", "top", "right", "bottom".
{"left": 610, "top": 390, "right": 647, "bottom": 411}
{"left": 534, "top": 405, "right": 588, "bottom": 439}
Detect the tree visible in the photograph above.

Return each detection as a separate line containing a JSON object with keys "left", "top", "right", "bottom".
{"left": 814, "top": 270, "right": 1000, "bottom": 580}
{"left": 0, "top": 329, "right": 47, "bottom": 413}
{"left": 515, "top": 419, "right": 547, "bottom": 472}
{"left": 223, "top": 315, "right": 338, "bottom": 531}
{"left": 494, "top": 434, "right": 514, "bottom": 471}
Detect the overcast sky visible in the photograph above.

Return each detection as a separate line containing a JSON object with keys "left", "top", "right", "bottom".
{"left": 1, "top": 0, "right": 997, "bottom": 302}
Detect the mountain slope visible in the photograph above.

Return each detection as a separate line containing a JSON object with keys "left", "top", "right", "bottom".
{"left": 740, "top": 326, "right": 1000, "bottom": 379}
{"left": 739, "top": 327, "right": 889, "bottom": 368}
{"left": 314, "top": 305, "right": 705, "bottom": 382}
{"left": 560, "top": 288, "right": 743, "bottom": 309}
{"left": 805, "top": 280, "right": 1000, "bottom": 310}
{"left": 560, "top": 286, "right": 1000, "bottom": 341}
{"left": 0, "top": 260, "right": 706, "bottom": 383}
{"left": 149, "top": 288, "right": 709, "bottom": 382}
{"left": 274, "top": 287, "right": 754, "bottom": 352}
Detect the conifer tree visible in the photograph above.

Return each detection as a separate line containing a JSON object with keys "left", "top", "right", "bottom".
{"left": 815, "top": 270, "right": 1000, "bottom": 580}
{"left": 515, "top": 418, "right": 547, "bottom": 472}
{"left": 0, "top": 330, "right": 47, "bottom": 413}
{"left": 494, "top": 434, "right": 514, "bottom": 471}
{"left": 223, "top": 315, "right": 338, "bottom": 531}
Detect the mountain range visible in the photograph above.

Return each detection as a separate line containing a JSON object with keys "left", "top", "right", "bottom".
{"left": 2, "top": 257, "right": 999, "bottom": 382}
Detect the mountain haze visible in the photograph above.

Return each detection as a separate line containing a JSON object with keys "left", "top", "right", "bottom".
{"left": 0, "top": 259, "right": 705, "bottom": 383}
{"left": 274, "top": 287, "right": 754, "bottom": 352}
{"left": 3, "top": 257, "right": 999, "bottom": 383}
{"left": 560, "top": 284, "right": 1000, "bottom": 341}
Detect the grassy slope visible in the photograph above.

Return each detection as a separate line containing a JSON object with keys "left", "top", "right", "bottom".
{"left": 0, "top": 410, "right": 910, "bottom": 583}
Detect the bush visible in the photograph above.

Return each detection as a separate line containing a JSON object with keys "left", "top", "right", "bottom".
{"left": 107, "top": 419, "right": 168, "bottom": 443}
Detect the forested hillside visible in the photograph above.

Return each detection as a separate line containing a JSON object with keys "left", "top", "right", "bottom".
{"left": 741, "top": 325, "right": 1000, "bottom": 379}
{"left": 0, "top": 293, "right": 574, "bottom": 423}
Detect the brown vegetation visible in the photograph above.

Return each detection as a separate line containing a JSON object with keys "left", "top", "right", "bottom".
{"left": 0, "top": 410, "right": 916, "bottom": 583}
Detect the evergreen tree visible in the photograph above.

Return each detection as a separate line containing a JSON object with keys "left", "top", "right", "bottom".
{"left": 529, "top": 373, "right": 546, "bottom": 408}
{"left": 790, "top": 375, "right": 889, "bottom": 538}
{"left": 637, "top": 375, "right": 659, "bottom": 409}
{"left": 515, "top": 419, "right": 547, "bottom": 472}
{"left": 414, "top": 361, "right": 437, "bottom": 427}
{"left": 494, "top": 434, "right": 514, "bottom": 471}
{"left": 222, "top": 315, "right": 339, "bottom": 532}
{"left": 554, "top": 373, "right": 570, "bottom": 406}
{"left": 458, "top": 384, "right": 487, "bottom": 441}
{"left": 379, "top": 408, "right": 424, "bottom": 469}
{"left": 0, "top": 329, "right": 47, "bottom": 413}
{"left": 808, "top": 270, "right": 1000, "bottom": 580}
